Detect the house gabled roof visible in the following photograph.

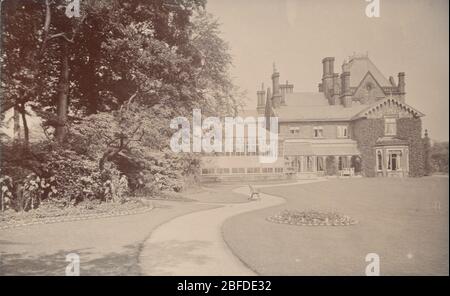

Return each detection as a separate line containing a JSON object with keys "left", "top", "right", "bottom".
{"left": 353, "top": 71, "right": 387, "bottom": 96}
{"left": 353, "top": 97, "right": 425, "bottom": 119}
{"left": 284, "top": 92, "right": 329, "bottom": 107}
{"left": 274, "top": 92, "right": 367, "bottom": 122}
{"left": 343, "top": 55, "right": 391, "bottom": 87}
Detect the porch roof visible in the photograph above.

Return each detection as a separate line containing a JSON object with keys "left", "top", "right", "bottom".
{"left": 284, "top": 142, "right": 314, "bottom": 156}
{"left": 312, "top": 144, "right": 361, "bottom": 156}
{"left": 284, "top": 141, "right": 360, "bottom": 156}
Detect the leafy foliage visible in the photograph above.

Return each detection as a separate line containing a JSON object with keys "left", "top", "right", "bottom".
{"left": 430, "top": 141, "right": 449, "bottom": 173}
{"left": 1, "top": 1, "right": 240, "bottom": 211}
{"left": 0, "top": 174, "right": 14, "bottom": 211}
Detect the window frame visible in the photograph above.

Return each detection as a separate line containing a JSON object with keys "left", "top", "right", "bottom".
{"left": 384, "top": 117, "right": 397, "bottom": 136}
{"left": 313, "top": 126, "right": 324, "bottom": 138}
{"left": 289, "top": 126, "right": 300, "bottom": 135}
{"left": 387, "top": 149, "right": 402, "bottom": 171}
{"left": 337, "top": 126, "right": 348, "bottom": 138}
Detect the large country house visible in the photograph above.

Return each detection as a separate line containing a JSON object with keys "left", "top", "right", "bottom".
{"left": 200, "top": 53, "right": 427, "bottom": 181}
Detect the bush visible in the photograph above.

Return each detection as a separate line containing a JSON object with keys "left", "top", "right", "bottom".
{"left": 0, "top": 107, "right": 202, "bottom": 210}
{"left": 430, "top": 142, "right": 449, "bottom": 173}
{"left": 0, "top": 174, "right": 13, "bottom": 211}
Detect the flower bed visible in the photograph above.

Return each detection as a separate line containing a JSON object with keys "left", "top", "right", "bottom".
{"left": 0, "top": 199, "right": 154, "bottom": 230}
{"left": 267, "top": 209, "right": 358, "bottom": 226}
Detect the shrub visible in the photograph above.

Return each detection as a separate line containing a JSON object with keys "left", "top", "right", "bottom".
{"left": 0, "top": 174, "right": 13, "bottom": 211}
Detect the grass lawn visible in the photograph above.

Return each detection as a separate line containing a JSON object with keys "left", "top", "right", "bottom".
{"left": 0, "top": 200, "right": 217, "bottom": 275}
{"left": 222, "top": 177, "right": 449, "bottom": 275}
{"left": 184, "top": 184, "right": 251, "bottom": 203}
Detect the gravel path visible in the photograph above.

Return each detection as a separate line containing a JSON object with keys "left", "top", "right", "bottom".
{"left": 139, "top": 180, "right": 323, "bottom": 275}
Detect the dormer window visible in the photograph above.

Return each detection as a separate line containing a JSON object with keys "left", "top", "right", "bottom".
{"left": 313, "top": 126, "right": 323, "bottom": 138}
{"left": 384, "top": 118, "right": 397, "bottom": 136}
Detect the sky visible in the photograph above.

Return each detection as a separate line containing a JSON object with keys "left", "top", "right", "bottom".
{"left": 206, "top": 0, "right": 449, "bottom": 141}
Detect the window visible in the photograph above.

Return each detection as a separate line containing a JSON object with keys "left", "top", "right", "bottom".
{"left": 201, "top": 168, "right": 215, "bottom": 175}
{"left": 385, "top": 118, "right": 397, "bottom": 136}
{"left": 262, "top": 167, "right": 274, "bottom": 173}
{"left": 313, "top": 127, "right": 323, "bottom": 138}
{"left": 316, "top": 157, "right": 324, "bottom": 171}
{"left": 247, "top": 168, "right": 261, "bottom": 174}
{"left": 376, "top": 150, "right": 383, "bottom": 171}
{"left": 291, "top": 157, "right": 301, "bottom": 172}
{"left": 289, "top": 127, "right": 300, "bottom": 135}
{"left": 216, "top": 168, "right": 230, "bottom": 174}
{"left": 232, "top": 168, "right": 245, "bottom": 174}
{"left": 338, "top": 156, "right": 349, "bottom": 170}
{"left": 306, "top": 156, "right": 314, "bottom": 172}
{"left": 246, "top": 143, "right": 257, "bottom": 156}
{"left": 337, "top": 126, "right": 348, "bottom": 138}
{"left": 275, "top": 167, "right": 284, "bottom": 173}
{"left": 387, "top": 150, "right": 401, "bottom": 171}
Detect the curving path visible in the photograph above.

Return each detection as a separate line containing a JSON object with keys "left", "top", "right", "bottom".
{"left": 139, "top": 179, "right": 324, "bottom": 275}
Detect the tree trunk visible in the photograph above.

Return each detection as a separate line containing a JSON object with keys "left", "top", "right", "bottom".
{"left": 55, "top": 43, "right": 70, "bottom": 143}
{"left": 20, "top": 106, "right": 30, "bottom": 147}
{"left": 13, "top": 106, "right": 21, "bottom": 141}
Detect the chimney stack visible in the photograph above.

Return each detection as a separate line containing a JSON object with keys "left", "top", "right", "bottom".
{"left": 257, "top": 83, "right": 266, "bottom": 115}
{"left": 397, "top": 72, "right": 405, "bottom": 103}
{"left": 322, "top": 57, "right": 335, "bottom": 100}
{"left": 271, "top": 63, "right": 282, "bottom": 108}
{"left": 331, "top": 73, "right": 340, "bottom": 105}
{"left": 272, "top": 63, "right": 280, "bottom": 95}
{"left": 264, "top": 87, "right": 273, "bottom": 121}
{"left": 279, "top": 80, "right": 294, "bottom": 105}
{"left": 340, "top": 71, "right": 352, "bottom": 108}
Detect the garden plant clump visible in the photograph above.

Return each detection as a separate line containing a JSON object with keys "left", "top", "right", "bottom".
{"left": 0, "top": 198, "right": 153, "bottom": 230}
{"left": 267, "top": 209, "right": 358, "bottom": 226}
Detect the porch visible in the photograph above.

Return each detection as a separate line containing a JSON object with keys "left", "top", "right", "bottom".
{"left": 283, "top": 140, "right": 361, "bottom": 178}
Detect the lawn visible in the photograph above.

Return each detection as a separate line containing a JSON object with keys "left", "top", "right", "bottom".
{"left": 183, "top": 184, "right": 250, "bottom": 203}
{"left": 222, "top": 176, "right": 449, "bottom": 275}
{"left": 0, "top": 200, "right": 217, "bottom": 276}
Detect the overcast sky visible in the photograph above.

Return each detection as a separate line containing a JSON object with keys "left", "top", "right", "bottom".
{"left": 207, "top": 0, "right": 449, "bottom": 141}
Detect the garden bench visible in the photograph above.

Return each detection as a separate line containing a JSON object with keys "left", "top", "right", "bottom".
{"left": 340, "top": 168, "right": 355, "bottom": 177}
{"left": 248, "top": 184, "right": 260, "bottom": 200}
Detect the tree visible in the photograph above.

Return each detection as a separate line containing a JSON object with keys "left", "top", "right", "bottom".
{"left": 1, "top": 0, "right": 243, "bottom": 207}
{"left": 423, "top": 130, "right": 432, "bottom": 176}
{"left": 430, "top": 141, "right": 449, "bottom": 173}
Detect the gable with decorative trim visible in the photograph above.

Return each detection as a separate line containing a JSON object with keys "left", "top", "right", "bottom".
{"left": 355, "top": 97, "right": 424, "bottom": 119}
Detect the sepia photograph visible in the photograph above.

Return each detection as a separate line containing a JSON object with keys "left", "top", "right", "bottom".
{"left": 0, "top": 0, "right": 448, "bottom": 283}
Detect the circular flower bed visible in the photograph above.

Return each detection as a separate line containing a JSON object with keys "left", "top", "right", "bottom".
{"left": 267, "top": 209, "right": 358, "bottom": 226}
